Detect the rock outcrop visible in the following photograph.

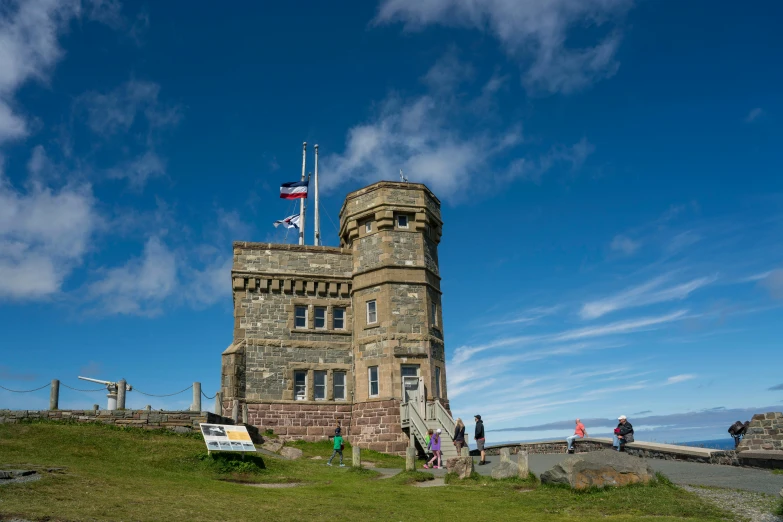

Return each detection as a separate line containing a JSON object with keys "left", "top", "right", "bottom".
{"left": 446, "top": 456, "right": 474, "bottom": 479}
{"left": 279, "top": 446, "right": 303, "bottom": 460}
{"left": 540, "top": 449, "right": 654, "bottom": 490}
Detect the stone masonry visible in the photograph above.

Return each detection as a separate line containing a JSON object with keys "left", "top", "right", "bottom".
{"left": 738, "top": 412, "right": 783, "bottom": 451}
{"left": 222, "top": 182, "right": 448, "bottom": 455}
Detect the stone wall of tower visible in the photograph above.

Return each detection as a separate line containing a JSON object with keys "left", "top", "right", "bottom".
{"left": 339, "top": 182, "right": 447, "bottom": 451}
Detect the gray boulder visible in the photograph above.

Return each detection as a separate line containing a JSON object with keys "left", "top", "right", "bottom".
{"left": 261, "top": 440, "right": 284, "bottom": 453}
{"left": 540, "top": 449, "right": 654, "bottom": 490}
{"left": 279, "top": 446, "right": 303, "bottom": 460}
{"left": 491, "top": 448, "right": 520, "bottom": 479}
{"left": 447, "top": 456, "right": 474, "bottom": 479}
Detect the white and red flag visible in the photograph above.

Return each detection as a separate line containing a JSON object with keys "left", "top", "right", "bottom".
{"left": 279, "top": 180, "right": 308, "bottom": 199}
{"left": 273, "top": 214, "right": 301, "bottom": 229}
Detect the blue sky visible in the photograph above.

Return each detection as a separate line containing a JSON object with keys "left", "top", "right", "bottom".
{"left": 1, "top": 0, "right": 781, "bottom": 443}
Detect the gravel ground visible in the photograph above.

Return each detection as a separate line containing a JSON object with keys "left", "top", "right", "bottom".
{"left": 681, "top": 485, "right": 783, "bottom": 522}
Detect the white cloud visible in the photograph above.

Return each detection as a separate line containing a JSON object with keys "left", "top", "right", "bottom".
{"left": 744, "top": 107, "right": 763, "bottom": 123}
{"left": 108, "top": 149, "right": 166, "bottom": 190}
{"left": 580, "top": 274, "right": 715, "bottom": 320}
{"left": 323, "top": 54, "right": 591, "bottom": 201}
{"left": 665, "top": 374, "right": 696, "bottom": 385}
{"left": 760, "top": 269, "right": 783, "bottom": 299}
{"left": 552, "top": 309, "right": 689, "bottom": 341}
{"left": 0, "top": 157, "right": 97, "bottom": 300}
{"left": 374, "top": 0, "right": 631, "bottom": 94}
{"left": 0, "top": 0, "right": 81, "bottom": 143}
{"left": 87, "top": 236, "right": 178, "bottom": 316}
{"left": 610, "top": 234, "right": 639, "bottom": 255}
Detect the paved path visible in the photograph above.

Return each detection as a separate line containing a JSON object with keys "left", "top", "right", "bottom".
{"left": 430, "top": 454, "right": 783, "bottom": 496}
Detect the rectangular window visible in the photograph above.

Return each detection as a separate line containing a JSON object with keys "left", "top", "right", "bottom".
{"left": 333, "top": 307, "right": 345, "bottom": 330}
{"left": 314, "top": 370, "right": 326, "bottom": 400}
{"left": 397, "top": 214, "right": 408, "bottom": 228}
{"left": 333, "top": 371, "right": 346, "bottom": 401}
{"left": 314, "top": 307, "right": 326, "bottom": 329}
{"left": 366, "top": 300, "right": 377, "bottom": 324}
{"left": 294, "top": 306, "right": 308, "bottom": 328}
{"left": 365, "top": 221, "right": 372, "bottom": 233}
{"left": 431, "top": 302, "right": 438, "bottom": 327}
{"left": 368, "top": 366, "right": 379, "bottom": 397}
{"left": 294, "top": 371, "right": 307, "bottom": 401}
{"left": 435, "top": 366, "right": 441, "bottom": 398}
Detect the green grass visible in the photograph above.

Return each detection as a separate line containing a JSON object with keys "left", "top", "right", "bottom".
{"left": 772, "top": 469, "right": 783, "bottom": 475}
{"left": 774, "top": 498, "right": 783, "bottom": 517}
{"left": 0, "top": 422, "right": 733, "bottom": 521}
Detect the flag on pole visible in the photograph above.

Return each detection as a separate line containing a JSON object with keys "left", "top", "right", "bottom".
{"left": 280, "top": 180, "right": 309, "bottom": 199}
{"left": 273, "top": 214, "right": 301, "bottom": 229}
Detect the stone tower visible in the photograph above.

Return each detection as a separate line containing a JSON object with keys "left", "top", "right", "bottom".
{"left": 338, "top": 182, "right": 447, "bottom": 407}
{"left": 221, "top": 181, "right": 449, "bottom": 455}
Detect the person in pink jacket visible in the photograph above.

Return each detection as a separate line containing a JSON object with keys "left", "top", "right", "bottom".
{"left": 423, "top": 429, "right": 442, "bottom": 469}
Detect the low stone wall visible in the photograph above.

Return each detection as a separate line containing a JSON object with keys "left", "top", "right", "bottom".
{"left": 485, "top": 438, "right": 741, "bottom": 466}
{"left": 245, "top": 402, "right": 351, "bottom": 440}
{"left": 737, "top": 412, "right": 783, "bottom": 451}
{"left": 0, "top": 409, "right": 260, "bottom": 441}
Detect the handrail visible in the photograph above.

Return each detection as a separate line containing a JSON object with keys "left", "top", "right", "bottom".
{"left": 433, "top": 399, "right": 455, "bottom": 436}
{"left": 401, "top": 402, "right": 430, "bottom": 451}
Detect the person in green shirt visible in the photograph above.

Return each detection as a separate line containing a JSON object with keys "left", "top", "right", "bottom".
{"left": 327, "top": 434, "right": 345, "bottom": 467}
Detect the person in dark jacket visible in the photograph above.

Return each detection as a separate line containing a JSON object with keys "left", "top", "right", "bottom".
{"left": 613, "top": 415, "right": 634, "bottom": 451}
{"left": 453, "top": 418, "right": 466, "bottom": 455}
{"left": 474, "top": 415, "right": 486, "bottom": 465}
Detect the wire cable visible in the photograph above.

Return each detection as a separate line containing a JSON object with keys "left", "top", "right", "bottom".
{"left": 0, "top": 383, "right": 51, "bottom": 393}
{"left": 134, "top": 385, "right": 193, "bottom": 397}
{"left": 60, "top": 382, "right": 106, "bottom": 392}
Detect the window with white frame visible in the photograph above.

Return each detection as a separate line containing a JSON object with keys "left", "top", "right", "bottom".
{"left": 435, "top": 366, "right": 441, "bottom": 398}
{"left": 368, "top": 366, "right": 379, "bottom": 397}
{"left": 366, "top": 300, "right": 377, "bottom": 324}
{"left": 314, "top": 307, "right": 326, "bottom": 329}
{"left": 333, "top": 371, "right": 346, "bottom": 400}
{"left": 294, "top": 306, "right": 308, "bottom": 328}
{"left": 431, "top": 302, "right": 438, "bottom": 327}
{"left": 397, "top": 214, "right": 408, "bottom": 228}
{"left": 333, "top": 307, "right": 345, "bottom": 330}
{"left": 314, "top": 370, "right": 326, "bottom": 400}
{"left": 294, "top": 371, "right": 307, "bottom": 400}
{"left": 365, "top": 221, "right": 372, "bottom": 233}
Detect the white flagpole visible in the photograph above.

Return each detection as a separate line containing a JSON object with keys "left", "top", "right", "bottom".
{"left": 314, "top": 144, "right": 320, "bottom": 246}
{"left": 299, "top": 142, "right": 307, "bottom": 245}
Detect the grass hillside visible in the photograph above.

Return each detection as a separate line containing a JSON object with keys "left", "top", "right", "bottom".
{"left": 0, "top": 422, "right": 731, "bottom": 521}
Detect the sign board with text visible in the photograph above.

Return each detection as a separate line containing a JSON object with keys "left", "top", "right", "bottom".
{"left": 199, "top": 423, "right": 256, "bottom": 452}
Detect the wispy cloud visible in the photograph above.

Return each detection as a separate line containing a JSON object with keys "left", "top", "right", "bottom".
{"left": 769, "top": 383, "right": 783, "bottom": 391}
{"left": 579, "top": 274, "right": 715, "bottom": 320}
{"left": 610, "top": 234, "right": 640, "bottom": 255}
{"left": 759, "top": 269, "right": 783, "bottom": 299}
{"left": 374, "top": 0, "right": 632, "bottom": 94}
{"left": 665, "top": 374, "right": 696, "bottom": 385}
{"left": 0, "top": 365, "right": 38, "bottom": 381}
{"left": 486, "top": 306, "right": 560, "bottom": 327}
{"left": 744, "top": 107, "right": 764, "bottom": 123}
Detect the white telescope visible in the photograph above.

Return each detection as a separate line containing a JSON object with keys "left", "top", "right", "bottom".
{"left": 78, "top": 376, "right": 132, "bottom": 411}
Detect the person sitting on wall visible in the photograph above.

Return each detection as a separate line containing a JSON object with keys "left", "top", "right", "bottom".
{"left": 566, "top": 418, "right": 587, "bottom": 453}
{"left": 613, "top": 415, "right": 634, "bottom": 451}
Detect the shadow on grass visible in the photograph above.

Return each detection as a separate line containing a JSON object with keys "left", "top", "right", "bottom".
{"left": 389, "top": 470, "right": 435, "bottom": 485}
{"left": 195, "top": 452, "right": 266, "bottom": 474}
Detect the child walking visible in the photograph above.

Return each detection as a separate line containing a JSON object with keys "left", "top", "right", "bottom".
{"left": 327, "top": 432, "right": 345, "bottom": 467}
{"left": 423, "top": 429, "right": 442, "bottom": 469}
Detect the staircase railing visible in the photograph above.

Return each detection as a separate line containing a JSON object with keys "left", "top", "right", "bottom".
{"left": 400, "top": 401, "right": 430, "bottom": 451}
{"left": 433, "top": 399, "right": 455, "bottom": 438}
